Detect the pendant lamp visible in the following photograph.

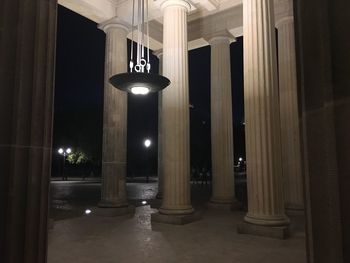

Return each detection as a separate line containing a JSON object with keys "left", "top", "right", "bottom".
{"left": 109, "top": 0, "right": 170, "bottom": 95}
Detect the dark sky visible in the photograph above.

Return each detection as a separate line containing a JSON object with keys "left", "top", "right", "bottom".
{"left": 53, "top": 5, "right": 245, "bottom": 176}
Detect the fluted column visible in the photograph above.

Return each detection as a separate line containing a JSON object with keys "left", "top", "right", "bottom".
{"left": 276, "top": 17, "right": 304, "bottom": 212}
{"left": 155, "top": 0, "right": 193, "bottom": 216}
{"left": 0, "top": 0, "right": 57, "bottom": 262}
{"left": 154, "top": 49, "right": 164, "bottom": 199}
{"left": 242, "top": 0, "right": 289, "bottom": 227}
{"left": 207, "top": 33, "right": 237, "bottom": 206}
{"left": 98, "top": 18, "right": 130, "bottom": 209}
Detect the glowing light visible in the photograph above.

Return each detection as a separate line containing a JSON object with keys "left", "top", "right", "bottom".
{"left": 58, "top": 148, "right": 64, "bottom": 154}
{"left": 131, "top": 86, "right": 150, "bottom": 95}
{"left": 239, "top": 157, "right": 243, "bottom": 162}
{"left": 141, "top": 201, "right": 147, "bottom": 205}
{"left": 144, "top": 139, "right": 151, "bottom": 148}
{"left": 66, "top": 148, "right": 72, "bottom": 154}
{"left": 85, "top": 209, "right": 92, "bottom": 215}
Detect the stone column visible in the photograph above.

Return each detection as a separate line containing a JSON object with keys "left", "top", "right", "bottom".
{"left": 206, "top": 32, "right": 238, "bottom": 209}
{"left": 97, "top": 18, "right": 132, "bottom": 215}
{"left": 295, "top": 0, "right": 349, "bottom": 260}
{"left": 152, "top": 0, "right": 199, "bottom": 224}
{"left": 237, "top": 0, "right": 289, "bottom": 239}
{"left": 276, "top": 17, "right": 304, "bottom": 212}
{"left": 154, "top": 49, "right": 164, "bottom": 199}
{"left": 0, "top": 0, "right": 57, "bottom": 262}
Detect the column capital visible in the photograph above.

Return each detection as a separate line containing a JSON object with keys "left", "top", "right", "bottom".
{"left": 276, "top": 16, "right": 294, "bottom": 29}
{"left": 205, "top": 30, "right": 235, "bottom": 45}
{"left": 153, "top": 49, "right": 163, "bottom": 59}
{"left": 98, "top": 17, "right": 131, "bottom": 34}
{"left": 154, "top": 0, "right": 193, "bottom": 12}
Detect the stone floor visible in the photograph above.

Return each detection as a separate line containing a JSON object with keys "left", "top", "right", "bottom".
{"left": 48, "top": 179, "right": 307, "bottom": 263}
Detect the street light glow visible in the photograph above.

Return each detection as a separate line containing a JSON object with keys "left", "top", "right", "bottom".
{"left": 58, "top": 148, "right": 64, "bottom": 154}
{"left": 85, "top": 209, "right": 92, "bottom": 215}
{"left": 144, "top": 139, "right": 151, "bottom": 148}
{"left": 239, "top": 157, "right": 243, "bottom": 162}
{"left": 66, "top": 148, "right": 72, "bottom": 154}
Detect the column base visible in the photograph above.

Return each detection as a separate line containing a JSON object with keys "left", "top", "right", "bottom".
{"left": 210, "top": 197, "right": 233, "bottom": 204}
{"left": 286, "top": 204, "right": 305, "bottom": 216}
{"left": 208, "top": 199, "right": 241, "bottom": 211}
{"left": 95, "top": 205, "right": 135, "bottom": 217}
{"left": 237, "top": 221, "right": 289, "bottom": 239}
{"left": 151, "top": 211, "right": 201, "bottom": 225}
{"left": 244, "top": 214, "right": 290, "bottom": 226}
{"left": 159, "top": 206, "right": 194, "bottom": 215}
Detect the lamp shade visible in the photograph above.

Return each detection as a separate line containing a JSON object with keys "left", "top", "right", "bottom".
{"left": 109, "top": 72, "right": 171, "bottom": 94}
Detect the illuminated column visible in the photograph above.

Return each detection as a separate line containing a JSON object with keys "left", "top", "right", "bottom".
{"left": 152, "top": 0, "right": 198, "bottom": 224}
{"left": 154, "top": 49, "right": 164, "bottom": 199}
{"left": 98, "top": 18, "right": 132, "bottom": 214}
{"left": 207, "top": 32, "right": 238, "bottom": 208}
{"left": 238, "top": 0, "right": 289, "bottom": 238}
{"left": 276, "top": 17, "right": 304, "bottom": 212}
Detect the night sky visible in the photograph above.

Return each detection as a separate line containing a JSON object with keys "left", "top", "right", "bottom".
{"left": 52, "top": 5, "right": 245, "bottom": 177}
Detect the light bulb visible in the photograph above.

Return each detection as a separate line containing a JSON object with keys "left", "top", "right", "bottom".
{"left": 131, "top": 86, "right": 150, "bottom": 95}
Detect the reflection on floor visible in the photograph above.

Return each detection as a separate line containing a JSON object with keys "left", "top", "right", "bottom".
{"left": 48, "top": 179, "right": 306, "bottom": 263}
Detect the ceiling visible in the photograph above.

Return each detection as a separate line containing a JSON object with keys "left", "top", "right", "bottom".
{"left": 58, "top": 0, "right": 293, "bottom": 50}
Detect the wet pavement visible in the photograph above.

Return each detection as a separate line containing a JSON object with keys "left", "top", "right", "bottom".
{"left": 49, "top": 177, "right": 213, "bottom": 221}
{"left": 51, "top": 178, "right": 149, "bottom": 220}
{"left": 48, "top": 177, "right": 306, "bottom": 263}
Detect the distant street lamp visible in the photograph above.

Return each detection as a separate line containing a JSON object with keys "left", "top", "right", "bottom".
{"left": 58, "top": 147, "right": 72, "bottom": 181}
{"left": 238, "top": 157, "right": 246, "bottom": 172}
{"left": 144, "top": 139, "right": 151, "bottom": 148}
{"left": 143, "top": 139, "right": 152, "bottom": 183}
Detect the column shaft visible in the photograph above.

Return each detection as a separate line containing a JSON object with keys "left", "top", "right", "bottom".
{"left": 155, "top": 51, "right": 164, "bottom": 199}
{"left": 209, "top": 37, "right": 235, "bottom": 204}
{"left": 159, "top": 1, "right": 193, "bottom": 215}
{"left": 99, "top": 22, "right": 129, "bottom": 208}
{"left": 277, "top": 18, "right": 304, "bottom": 211}
{"left": 0, "top": 0, "right": 57, "bottom": 262}
{"left": 243, "top": 0, "right": 289, "bottom": 226}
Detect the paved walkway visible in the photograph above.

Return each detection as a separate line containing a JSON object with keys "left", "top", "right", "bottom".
{"left": 48, "top": 181, "right": 306, "bottom": 263}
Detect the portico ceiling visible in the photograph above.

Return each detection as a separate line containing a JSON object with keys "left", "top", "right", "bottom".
{"left": 58, "top": 0, "right": 293, "bottom": 50}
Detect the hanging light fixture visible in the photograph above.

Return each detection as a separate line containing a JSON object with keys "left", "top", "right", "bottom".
{"left": 109, "top": 0, "right": 170, "bottom": 95}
